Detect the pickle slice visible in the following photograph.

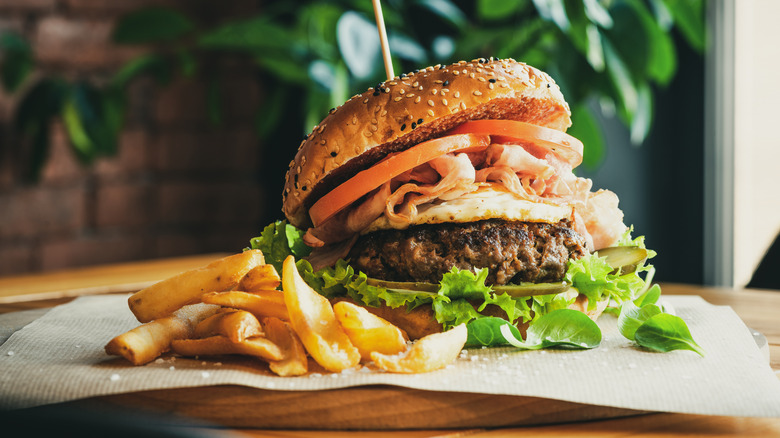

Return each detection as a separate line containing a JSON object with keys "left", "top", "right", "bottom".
{"left": 492, "top": 281, "right": 570, "bottom": 297}
{"left": 365, "top": 278, "right": 569, "bottom": 298}
{"left": 365, "top": 278, "right": 438, "bottom": 295}
{"left": 594, "top": 246, "right": 648, "bottom": 274}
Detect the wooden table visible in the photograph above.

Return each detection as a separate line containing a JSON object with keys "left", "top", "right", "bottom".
{"left": 1, "top": 255, "right": 779, "bottom": 437}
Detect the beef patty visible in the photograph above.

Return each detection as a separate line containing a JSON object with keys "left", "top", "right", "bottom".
{"left": 347, "top": 219, "right": 588, "bottom": 285}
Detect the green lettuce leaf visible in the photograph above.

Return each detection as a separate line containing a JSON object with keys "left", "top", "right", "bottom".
{"left": 248, "top": 220, "right": 311, "bottom": 274}
{"left": 565, "top": 228, "right": 658, "bottom": 310}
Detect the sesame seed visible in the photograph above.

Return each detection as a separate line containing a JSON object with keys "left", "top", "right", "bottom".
{"left": 401, "top": 123, "right": 406, "bottom": 131}
{"left": 413, "top": 82, "right": 419, "bottom": 87}
{"left": 381, "top": 110, "right": 387, "bottom": 116}
{"left": 370, "top": 125, "right": 378, "bottom": 131}
{"left": 407, "top": 93, "right": 415, "bottom": 98}
{"left": 434, "top": 80, "right": 443, "bottom": 84}
{"left": 474, "top": 90, "right": 483, "bottom": 96}
{"left": 415, "top": 96, "right": 421, "bottom": 103}
{"left": 427, "top": 109, "right": 434, "bottom": 116}
{"left": 489, "top": 78, "right": 496, "bottom": 83}
{"left": 501, "top": 83, "right": 510, "bottom": 88}
{"left": 432, "top": 89, "right": 438, "bottom": 95}
{"left": 363, "top": 98, "right": 369, "bottom": 103}
{"left": 443, "top": 80, "right": 449, "bottom": 86}
{"left": 462, "top": 69, "right": 468, "bottom": 74}
{"left": 411, "top": 122, "right": 416, "bottom": 129}
{"left": 454, "top": 91, "right": 460, "bottom": 98}
{"left": 330, "top": 151, "right": 337, "bottom": 157}
{"left": 442, "top": 98, "right": 448, "bottom": 105}
{"left": 460, "top": 101, "right": 467, "bottom": 110}
{"left": 399, "top": 89, "right": 405, "bottom": 94}
{"left": 394, "top": 96, "right": 402, "bottom": 102}
{"left": 469, "top": 73, "right": 475, "bottom": 78}
{"left": 453, "top": 71, "right": 459, "bottom": 75}
{"left": 371, "top": 118, "right": 377, "bottom": 124}
{"left": 428, "top": 99, "right": 434, "bottom": 107}
{"left": 364, "top": 131, "right": 373, "bottom": 137}
{"left": 488, "top": 83, "right": 494, "bottom": 90}
{"left": 478, "top": 77, "right": 486, "bottom": 82}
{"left": 417, "top": 118, "right": 423, "bottom": 124}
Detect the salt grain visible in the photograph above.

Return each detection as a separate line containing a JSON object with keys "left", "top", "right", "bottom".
{"left": 169, "top": 366, "right": 175, "bottom": 371}
{"left": 110, "top": 374, "right": 120, "bottom": 382}
{"left": 201, "top": 371, "right": 210, "bottom": 378}
{"left": 7, "top": 351, "right": 14, "bottom": 356}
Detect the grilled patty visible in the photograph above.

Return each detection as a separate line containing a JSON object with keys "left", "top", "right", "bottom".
{"left": 348, "top": 219, "right": 588, "bottom": 285}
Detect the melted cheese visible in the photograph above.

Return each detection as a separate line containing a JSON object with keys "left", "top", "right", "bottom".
{"left": 364, "top": 186, "right": 573, "bottom": 233}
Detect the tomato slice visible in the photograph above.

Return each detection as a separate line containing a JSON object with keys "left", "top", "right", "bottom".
{"left": 309, "top": 133, "right": 490, "bottom": 227}
{"left": 447, "top": 120, "right": 583, "bottom": 167}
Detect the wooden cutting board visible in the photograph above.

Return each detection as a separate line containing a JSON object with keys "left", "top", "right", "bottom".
{"left": 79, "top": 385, "right": 646, "bottom": 430}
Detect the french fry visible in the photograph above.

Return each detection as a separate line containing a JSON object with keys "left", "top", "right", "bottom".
{"left": 171, "top": 335, "right": 284, "bottom": 362}
{"left": 105, "top": 303, "right": 219, "bottom": 365}
{"left": 262, "top": 317, "right": 308, "bottom": 377}
{"left": 128, "top": 250, "right": 266, "bottom": 323}
{"left": 371, "top": 324, "right": 467, "bottom": 374}
{"left": 333, "top": 301, "right": 408, "bottom": 361}
{"left": 201, "top": 290, "right": 289, "bottom": 321}
{"left": 194, "top": 310, "right": 264, "bottom": 343}
{"left": 239, "top": 264, "right": 281, "bottom": 292}
{"left": 282, "top": 255, "right": 360, "bottom": 372}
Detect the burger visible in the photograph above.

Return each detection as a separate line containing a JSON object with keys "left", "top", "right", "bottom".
{"left": 265, "top": 58, "right": 651, "bottom": 341}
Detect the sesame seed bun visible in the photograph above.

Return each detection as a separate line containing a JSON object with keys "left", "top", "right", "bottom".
{"left": 282, "top": 58, "right": 572, "bottom": 228}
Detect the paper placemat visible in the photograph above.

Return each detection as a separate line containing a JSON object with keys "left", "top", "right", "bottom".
{"left": 1, "top": 294, "right": 779, "bottom": 417}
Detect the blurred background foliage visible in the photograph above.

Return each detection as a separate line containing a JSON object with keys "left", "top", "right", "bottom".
{"left": 0, "top": 0, "right": 705, "bottom": 181}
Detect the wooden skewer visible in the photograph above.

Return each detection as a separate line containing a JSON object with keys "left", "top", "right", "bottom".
{"left": 372, "top": 0, "right": 394, "bottom": 80}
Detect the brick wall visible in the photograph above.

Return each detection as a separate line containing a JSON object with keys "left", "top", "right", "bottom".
{"left": 0, "top": 0, "right": 270, "bottom": 276}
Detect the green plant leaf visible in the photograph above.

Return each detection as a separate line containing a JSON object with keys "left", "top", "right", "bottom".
{"left": 465, "top": 317, "right": 523, "bottom": 347}
{"left": 389, "top": 33, "right": 427, "bottom": 63}
{"left": 62, "top": 88, "right": 96, "bottom": 164}
{"left": 630, "top": 82, "right": 653, "bottom": 144}
{"left": 634, "top": 313, "right": 705, "bottom": 356}
{"left": 0, "top": 32, "right": 33, "bottom": 92}
{"left": 634, "top": 283, "right": 661, "bottom": 307}
{"left": 112, "top": 54, "right": 171, "bottom": 89}
{"left": 602, "top": 37, "right": 638, "bottom": 124}
{"left": 416, "top": 0, "right": 468, "bottom": 30}
{"left": 501, "top": 309, "right": 602, "bottom": 350}
{"left": 177, "top": 50, "right": 197, "bottom": 77}
{"left": 568, "top": 104, "right": 605, "bottom": 170}
{"left": 14, "top": 78, "right": 65, "bottom": 181}
{"left": 199, "top": 18, "right": 294, "bottom": 51}
{"left": 254, "top": 86, "right": 287, "bottom": 138}
{"left": 618, "top": 301, "right": 662, "bottom": 340}
{"left": 477, "top": 0, "right": 526, "bottom": 21}
{"left": 661, "top": 0, "right": 706, "bottom": 52}
{"left": 583, "top": 0, "right": 613, "bottom": 28}
{"left": 113, "top": 7, "right": 195, "bottom": 44}
{"left": 532, "top": 0, "right": 569, "bottom": 31}
{"left": 337, "top": 11, "right": 380, "bottom": 80}
{"left": 255, "top": 55, "right": 310, "bottom": 85}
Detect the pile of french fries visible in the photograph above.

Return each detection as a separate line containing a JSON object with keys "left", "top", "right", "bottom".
{"left": 105, "top": 250, "right": 466, "bottom": 375}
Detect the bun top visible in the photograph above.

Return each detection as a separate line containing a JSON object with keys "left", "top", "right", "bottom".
{"left": 282, "top": 58, "right": 572, "bottom": 228}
